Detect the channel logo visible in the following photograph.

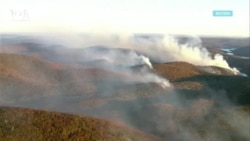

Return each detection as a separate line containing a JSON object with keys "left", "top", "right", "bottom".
{"left": 213, "top": 10, "right": 233, "bottom": 17}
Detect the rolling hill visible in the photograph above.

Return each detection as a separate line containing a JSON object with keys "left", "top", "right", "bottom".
{"left": 0, "top": 107, "right": 158, "bottom": 141}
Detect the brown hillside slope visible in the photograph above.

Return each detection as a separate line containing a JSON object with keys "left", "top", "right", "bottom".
{"left": 0, "top": 53, "right": 167, "bottom": 104}
{"left": 153, "top": 62, "right": 201, "bottom": 81}
{"left": 0, "top": 53, "right": 65, "bottom": 84}
{"left": 0, "top": 53, "right": 156, "bottom": 84}
{"left": 153, "top": 62, "right": 204, "bottom": 90}
{"left": 0, "top": 107, "right": 158, "bottom": 141}
{"left": 153, "top": 62, "right": 236, "bottom": 82}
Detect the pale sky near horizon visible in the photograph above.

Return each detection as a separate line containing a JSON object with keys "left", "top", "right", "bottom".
{"left": 0, "top": 0, "right": 249, "bottom": 37}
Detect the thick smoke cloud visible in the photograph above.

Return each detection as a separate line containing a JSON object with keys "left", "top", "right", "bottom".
{"left": 33, "top": 33, "right": 239, "bottom": 74}
{"left": 159, "top": 36, "right": 239, "bottom": 73}
{"left": 0, "top": 34, "right": 172, "bottom": 88}
{"left": 78, "top": 46, "right": 171, "bottom": 88}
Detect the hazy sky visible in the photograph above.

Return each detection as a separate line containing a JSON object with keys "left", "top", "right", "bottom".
{"left": 0, "top": 0, "right": 249, "bottom": 37}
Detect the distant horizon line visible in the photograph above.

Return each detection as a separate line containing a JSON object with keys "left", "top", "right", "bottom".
{"left": 0, "top": 32, "right": 249, "bottom": 38}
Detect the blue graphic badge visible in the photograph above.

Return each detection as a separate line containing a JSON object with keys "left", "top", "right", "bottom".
{"left": 213, "top": 10, "right": 233, "bottom": 17}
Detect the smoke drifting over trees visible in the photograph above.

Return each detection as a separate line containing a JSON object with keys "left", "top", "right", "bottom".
{"left": 0, "top": 34, "right": 249, "bottom": 141}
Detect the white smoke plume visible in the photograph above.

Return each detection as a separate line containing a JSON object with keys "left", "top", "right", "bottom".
{"left": 122, "top": 35, "right": 239, "bottom": 74}
{"left": 157, "top": 36, "right": 239, "bottom": 74}
{"left": 81, "top": 47, "right": 171, "bottom": 88}
{"left": 34, "top": 33, "right": 239, "bottom": 74}
{"left": 82, "top": 48, "right": 153, "bottom": 69}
